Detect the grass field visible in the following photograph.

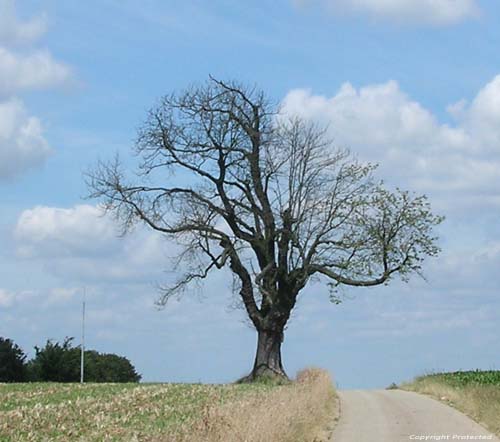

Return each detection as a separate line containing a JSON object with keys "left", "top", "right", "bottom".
{"left": 0, "top": 368, "right": 337, "bottom": 442}
{"left": 400, "top": 370, "right": 500, "bottom": 437}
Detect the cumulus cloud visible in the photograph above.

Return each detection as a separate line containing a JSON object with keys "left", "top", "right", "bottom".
{"left": 294, "top": 0, "right": 480, "bottom": 25}
{"left": 280, "top": 75, "right": 500, "bottom": 357}
{"left": 0, "top": 48, "right": 72, "bottom": 97}
{"left": 15, "top": 205, "right": 117, "bottom": 258}
{"left": 14, "top": 205, "right": 169, "bottom": 284}
{"left": 280, "top": 75, "right": 500, "bottom": 211}
{"left": 0, "top": 2, "right": 73, "bottom": 181}
{"left": 0, "top": 98, "right": 52, "bottom": 180}
{"left": 460, "top": 76, "right": 500, "bottom": 150}
{"left": 0, "top": 0, "right": 47, "bottom": 46}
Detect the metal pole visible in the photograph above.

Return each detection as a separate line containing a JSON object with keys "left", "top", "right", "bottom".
{"left": 80, "top": 287, "right": 86, "bottom": 384}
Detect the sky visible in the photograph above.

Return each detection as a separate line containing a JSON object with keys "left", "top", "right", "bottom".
{"left": 0, "top": 0, "right": 499, "bottom": 389}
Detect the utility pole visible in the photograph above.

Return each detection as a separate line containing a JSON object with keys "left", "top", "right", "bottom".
{"left": 80, "top": 287, "right": 86, "bottom": 384}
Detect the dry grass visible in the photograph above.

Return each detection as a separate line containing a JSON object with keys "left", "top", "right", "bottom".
{"left": 0, "top": 368, "right": 337, "bottom": 442}
{"left": 170, "top": 368, "right": 338, "bottom": 442}
{"left": 401, "top": 377, "right": 500, "bottom": 437}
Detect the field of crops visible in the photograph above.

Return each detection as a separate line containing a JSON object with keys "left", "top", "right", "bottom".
{"left": 401, "top": 369, "right": 500, "bottom": 437}
{"left": 414, "top": 370, "right": 500, "bottom": 387}
{"left": 0, "top": 368, "right": 336, "bottom": 442}
{"left": 0, "top": 382, "right": 249, "bottom": 441}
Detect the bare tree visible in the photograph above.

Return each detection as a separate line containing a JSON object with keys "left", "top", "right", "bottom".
{"left": 87, "top": 77, "right": 443, "bottom": 381}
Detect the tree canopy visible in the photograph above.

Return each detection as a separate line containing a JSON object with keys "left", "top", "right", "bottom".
{"left": 0, "top": 337, "right": 27, "bottom": 382}
{"left": 87, "top": 77, "right": 443, "bottom": 380}
{"left": 28, "top": 338, "right": 141, "bottom": 383}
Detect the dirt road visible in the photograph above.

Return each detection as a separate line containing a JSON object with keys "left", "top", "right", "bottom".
{"left": 331, "top": 389, "right": 499, "bottom": 442}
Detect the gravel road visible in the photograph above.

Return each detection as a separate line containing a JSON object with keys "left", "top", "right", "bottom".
{"left": 331, "top": 389, "right": 499, "bottom": 442}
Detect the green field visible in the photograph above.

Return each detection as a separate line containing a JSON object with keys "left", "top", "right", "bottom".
{"left": 401, "top": 370, "right": 500, "bottom": 437}
{"left": 413, "top": 369, "right": 500, "bottom": 387}
{"left": 0, "top": 382, "right": 271, "bottom": 441}
{"left": 0, "top": 369, "right": 336, "bottom": 442}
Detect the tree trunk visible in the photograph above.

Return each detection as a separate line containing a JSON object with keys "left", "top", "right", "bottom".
{"left": 241, "top": 328, "right": 287, "bottom": 382}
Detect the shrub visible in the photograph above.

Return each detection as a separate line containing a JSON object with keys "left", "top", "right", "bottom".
{"left": 84, "top": 350, "right": 141, "bottom": 383}
{"left": 28, "top": 337, "right": 141, "bottom": 382}
{"left": 0, "top": 337, "right": 27, "bottom": 382}
{"left": 27, "top": 337, "right": 80, "bottom": 382}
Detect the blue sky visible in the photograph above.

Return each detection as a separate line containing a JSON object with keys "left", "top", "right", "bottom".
{"left": 0, "top": 0, "right": 499, "bottom": 388}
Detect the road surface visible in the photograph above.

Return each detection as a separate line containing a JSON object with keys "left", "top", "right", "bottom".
{"left": 331, "top": 389, "right": 499, "bottom": 442}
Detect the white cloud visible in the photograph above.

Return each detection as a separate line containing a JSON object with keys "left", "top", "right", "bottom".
{"left": 0, "top": 3, "right": 70, "bottom": 98}
{"left": 0, "top": 2, "right": 73, "bottom": 181}
{"left": 0, "top": 287, "right": 77, "bottom": 309}
{"left": 462, "top": 75, "right": 500, "bottom": 151}
{"left": 45, "top": 287, "right": 79, "bottom": 305}
{"left": 295, "top": 0, "right": 480, "bottom": 25}
{"left": 280, "top": 75, "right": 500, "bottom": 211}
{"left": 0, "top": 0, "right": 47, "bottom": 46}
{"left": 0, "top": 98, "right": 52, "bottom": 180}
{"left": 14, "top": 205, "right": 169, "bottom": 284}
{"left": 15, "top": 205, "right": 116, "bottom": 258}
{"left": 0, "top": 288, "right": 14, "bottom": 307}
{"left": 350, "top": 302, "right": 496, "bottom": 338}
{"left": 0, "top": 48, "right": 72, "bottom": 97}
{"left": 282, "top": 80, "right": 468, "bottom": 152}
{"left": 429, "top": 240, "right": 500, "bottom": 292}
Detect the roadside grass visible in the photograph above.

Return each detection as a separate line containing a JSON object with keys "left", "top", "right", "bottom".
{"left": 0, "top": 368, "right": 336, "bottom": 442}
{"left": 400, "top": 370, "right": 500, "bottom": 437}
{"left": 184, "top": 368, "right": 338, "bottom": 442}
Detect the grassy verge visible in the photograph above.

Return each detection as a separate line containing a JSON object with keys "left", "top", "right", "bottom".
{"left": 0, "top": 368, "right": 337, "bottom": 442}
{"left": 400, "top": 370, "right": 500, "bottom": 437}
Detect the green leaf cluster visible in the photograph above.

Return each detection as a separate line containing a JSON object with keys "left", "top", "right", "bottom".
{"left": 0, "top": 336, "right": 141, "bottom": 383}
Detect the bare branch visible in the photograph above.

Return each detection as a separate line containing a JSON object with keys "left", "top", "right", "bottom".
{"left": 87, "top": 76, "right": 443, "bottom": 336}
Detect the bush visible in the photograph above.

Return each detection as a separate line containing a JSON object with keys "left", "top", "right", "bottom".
{"left": 28, "top": 337, "right": 141, "bottom": 383}
{"left": 27, "top": 337, "right": 80, "bottom": 382}
{"left": 0, "top": 337, "right": 27, "bottom": 382}
{"left": 84, "top": 350, "right": 141, "bottom": 382}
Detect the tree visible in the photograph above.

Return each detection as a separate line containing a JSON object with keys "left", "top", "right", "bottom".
{"left": 28, "top": 337, "right": 80, "bottom": 382}
{"left": 87, "top": 77, "right": 443, "bottom": 381}
{"left": 84, "top": 351, "right": 141, "bottom": 382}
{"left": 28, "top": 338, "right": 141, "bottom": 382}
{"left": 0, "top": 337, "right": 27, "bottom": 382}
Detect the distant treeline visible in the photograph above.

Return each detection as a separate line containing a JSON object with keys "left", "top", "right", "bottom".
{"left": 0, "top": 336, "right": 141, "bottom": 383}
